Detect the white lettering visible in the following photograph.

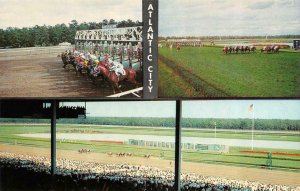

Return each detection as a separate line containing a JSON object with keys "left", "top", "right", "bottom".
{"left": 147, "top": 32, "right": 153, "bottom": 39}
{"left": 147, "top": 26, "right": 153, "bottom": 33}
{"left": 148, "top": 4, "right": 154, "bottom": 11}
{"left": 148, "top": 66, "right": 153, "bottom": 72}
{"left": 147, "top": 55, "right": 153, "bottom": 61}
{"left": 146, "top": 3, "right": 155, "bottom": 95}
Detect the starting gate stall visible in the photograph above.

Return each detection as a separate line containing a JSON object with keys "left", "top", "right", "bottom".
{"left": 75, "top": 26, "right": 143, "bottom": 70}
{"left": 166, "top": 38, "right": 202, "bottom": 47}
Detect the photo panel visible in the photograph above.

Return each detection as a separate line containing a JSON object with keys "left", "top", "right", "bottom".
{"left": 0, "top": 100, "right": 177, "bottom": 190}
{"left": 180, "top": 99, "right": 300, "bottom": 190}
{"left": 0, "top": 0, "right": 151, "bottom": 99}
{"left": 158, "top": 0, "right": 300, "bottom": 98}
{"left": 55, "top": 101, "right": 176, "bottom": 184}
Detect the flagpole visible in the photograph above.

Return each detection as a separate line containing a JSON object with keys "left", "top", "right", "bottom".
{"left": 252, "top": 105, "right": 255, "bottom": 150}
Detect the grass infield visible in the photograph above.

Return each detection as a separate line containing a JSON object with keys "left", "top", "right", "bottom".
{"left": 158, "top": 46, "right": 300, "bottom": 97}
{"left": 0, "top": 124, "right": 299, "bottom": 171}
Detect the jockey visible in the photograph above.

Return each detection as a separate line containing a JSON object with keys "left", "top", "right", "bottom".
{"left": 176, "top": 43, "right": 180, "bottom": 51}
{"left": 78, "top": 53, "right": 88, "bottom": 67}
{"left": 104, "top": 55, "right": 125, "bottom": 77}
{"left": 88, "top": 54, "right": 99, "bottom": 66}
{"left": 73, "top": 50, "right": 80, "bottom": 57}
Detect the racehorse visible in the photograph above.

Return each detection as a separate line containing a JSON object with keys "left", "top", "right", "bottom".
{"left": 272, "top": 45, "right": 280, "bottom": 53}
{"left": 233, "top": 46, "right": 240, "bottom": 53}
{"left": 60, "top": 52, "right": 68, "bottom": 65}
{"left": 223, "top": 46, "right": 228, "bottom": 54}
{"left": 250, "top": 46, "right": 256, "bottom": 53}
{"left": 261, "top": 46, "right": 272, "bottom": 53}
{"left": 176, "top": 43, "right": 180, "bottom": 52}
{"left": 244, "top": 46, "right": 251, "bottom": 53}
{"left": 228, "top": 46, "right": 233, "bottom": 54}
{"left": 223, "top": 46, "right": 229, "bottom": 54}
{"left": 61, "top": 52, "right": 77, "bottom": 72}
{"left": 97, "top": 60, "right": 138, "bottom": 94}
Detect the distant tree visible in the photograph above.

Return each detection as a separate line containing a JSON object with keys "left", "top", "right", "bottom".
{"left": 109, "top": 19, "right": 116, "bottom": 24}
{"left": 0, "top": 19, "right": 144, "bottom": 48}
{"left": 102, "top": 19, "right": 108, "bottom": 25}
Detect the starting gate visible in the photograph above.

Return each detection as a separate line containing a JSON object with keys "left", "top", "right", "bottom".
{"left": 74, "top": 26, "right": 143, "bottom": 70}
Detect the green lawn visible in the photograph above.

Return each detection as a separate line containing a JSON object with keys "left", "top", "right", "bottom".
{"left": 0, "top": 123, "right": 299, "bottom": 171}
{"left": 158, "top": 47, "right": 300, "bottom": 97}
{"left": 158, "top": 60, "right": 198, "bottom": 97}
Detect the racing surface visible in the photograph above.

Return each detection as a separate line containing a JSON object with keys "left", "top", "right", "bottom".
{"left": 0, "top": 48, "right": 142, "bottom": 98}
{"left": 1, "top": 144, "right": 300, "bottom": 187}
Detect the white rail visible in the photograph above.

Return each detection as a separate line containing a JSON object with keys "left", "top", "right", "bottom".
{"left": 107, "top": 87, "right": 143, "bottom": 98}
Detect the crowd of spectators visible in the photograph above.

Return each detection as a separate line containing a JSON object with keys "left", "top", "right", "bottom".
{"left": 58, "top": 106, "right": 86, "bottom": 118}
{"left": 0, "top": 152, "right": 298, "bottom": 191}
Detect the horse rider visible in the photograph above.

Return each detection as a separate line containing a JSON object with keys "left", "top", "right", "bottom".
{"left": 176, "top": 43, "right": 180, "bottom": 51}
{"left": 104, "top": 55, "right": 125, "bottom": 77}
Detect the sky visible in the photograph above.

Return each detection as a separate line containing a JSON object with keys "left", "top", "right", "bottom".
{"left": 159, "top": 0, "right": 300, "bottom": 36}
{"left": 61, "top": 100, "right": 300, "bottom": 120}
{"left": 61, "top": 101, "right": 177, "bottom": 118}
{"left": 0, "top": 0, "right": 142, "bottom": 29}
{"left": 182, "top": 100, "right": 300, "bottom": 120}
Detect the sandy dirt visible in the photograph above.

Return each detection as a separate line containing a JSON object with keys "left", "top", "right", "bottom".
{"left": 1, "top": 144, "right": 299, "bottom": 187}
{"left": 0, "top": 53, "right": 141, "bottom": 97}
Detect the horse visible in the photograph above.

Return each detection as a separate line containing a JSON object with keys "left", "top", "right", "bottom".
{"left": 60, "top": 52, "right": 68, "bottom": 66}
{"left": 261, "top": 46, "right": 272, "bottom": 53}
{"left": 176, "top": 44, "right": 180, "bottom": 52}
{"left": 87, "top": 61, "right": 108, "bottom": 84}
{"left": 250, "top": 46, "right": 256, "bottom": 53}
{"left": 240, "top": 46, "right": 245, "bottom": 53}
{"left": 233, "top": 46, "right": 239, "bottom": 53}
{"left": 223, "top": 46, "right": 229, "bottom": 54}
{"left": 244, "top": 46, "right": 251, "bottom": 53}
{"left": 74, "top": 57, "right": 89, "bottom": 75}
{"left": 228, "top": 46, "right": 233, "bottom": 54}
{"left": 144, "top": 154, "right": 151, "bottom": 159}
{"left": 97, "top": 61, "right": 138, "bottom": 94}
{"left": 61, "top": 52, "right": 77, "bottom": 72}
{"left": 273, "top": 46, "right": 280, "bottom": 53}
{"left": 270, "top": 45, "right": 276, "bottom": 52}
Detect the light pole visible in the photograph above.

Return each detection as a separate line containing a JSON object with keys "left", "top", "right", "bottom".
{"left": 214, "top": 121, "right": 217, "bottom": 144}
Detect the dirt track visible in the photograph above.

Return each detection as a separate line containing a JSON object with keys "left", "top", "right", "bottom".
{"left": 1, "top": 144, "right": 299, "bottom": 187}
{"left": 0, "top": 53, "right": 140, "bottom": 97}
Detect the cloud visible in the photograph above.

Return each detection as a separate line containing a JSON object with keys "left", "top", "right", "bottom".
{"left": 0, "top": 0, "right": 142, "bottom": 29}
{"left": 159, "top": 0, "right": 300, "bottom": 36}
{"left": 248, "top": 1, "right": 274, "bottom": 10}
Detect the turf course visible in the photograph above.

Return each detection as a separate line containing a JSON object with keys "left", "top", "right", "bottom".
{"left": 0, "top": 123, "right": 299, "bottom": 171}
{"left": 158, "top": 46, "right": 300, "bottom": 97}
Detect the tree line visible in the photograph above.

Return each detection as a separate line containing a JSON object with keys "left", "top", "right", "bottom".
{"left": 0, "top": 19, "right": 142, "bottom": 48}
{"left": 0, "top": 117, "right": 299, "bottom": 131}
